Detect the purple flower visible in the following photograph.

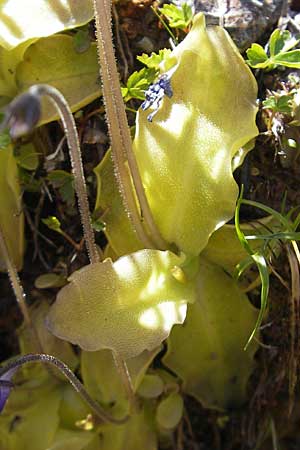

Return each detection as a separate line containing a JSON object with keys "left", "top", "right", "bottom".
{"left": 0, "top": 367, "right": 17, "bottom": 412}
{"left": 4, "top": 92, "right": 41, "bottom": 139}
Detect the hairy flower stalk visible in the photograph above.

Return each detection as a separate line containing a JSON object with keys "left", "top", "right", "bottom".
{"left": 93, "top": 0, "right": 168, "bottom": 413}
{"left": 5, "top": 85, "right": 99, "bottom": 264}
{"left": 5, "top": 83, "right": 137, "bottom": 415}
{"left": 0, "top": 354, "right": 129, "bottom": 424}
{"left": 0, "top": 224, "right": 31, "bottom": 326}
{"left": 93, "top": 0, "right": 167, "bottom": 251}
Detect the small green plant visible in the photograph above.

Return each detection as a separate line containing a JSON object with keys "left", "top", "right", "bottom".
{"left": 159, "top": 2, "right": 193, "bottom": 32}
{"left": 246, "top": 28, "right": 300, "bottom": 70}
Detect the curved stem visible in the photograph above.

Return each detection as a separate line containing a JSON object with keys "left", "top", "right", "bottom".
{"left": 0, "top": 353, "right": 129, "bottom": 424}
{"left": 29, "top": 85, "right": 100, "bottom": 265}
{"left": 93, "top": 0, "right": 167, "bottom": 250}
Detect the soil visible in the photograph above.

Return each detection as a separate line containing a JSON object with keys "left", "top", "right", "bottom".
{"left": 1, "top": 1, "right": 300, "bottom": 449}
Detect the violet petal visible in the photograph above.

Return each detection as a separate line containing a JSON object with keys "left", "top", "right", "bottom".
{"left": 0, "top": 367, "right": 18, "bottom": 412}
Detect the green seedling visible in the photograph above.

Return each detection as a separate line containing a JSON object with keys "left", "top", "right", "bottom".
{"left": 159, "top": 2, "right": 194, "bottom": 32}
{"left": 246, "top": 28, "right": 300, "bottom": 70}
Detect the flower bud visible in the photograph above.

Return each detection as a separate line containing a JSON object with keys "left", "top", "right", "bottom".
{"left": 4, "top": 92, "right": 41, "bottom": 139}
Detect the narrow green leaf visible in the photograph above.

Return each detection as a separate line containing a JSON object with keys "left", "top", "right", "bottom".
{"left": 244, "top": 253, "right": 269, "bottom": 350}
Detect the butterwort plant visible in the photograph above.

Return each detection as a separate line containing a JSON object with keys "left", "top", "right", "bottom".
{"left": 0, "top": 2, "right": 265, "bottom": 448}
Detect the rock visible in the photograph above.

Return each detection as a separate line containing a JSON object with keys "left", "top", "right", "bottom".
{"left": 174, "top": 0, "right": 285, "bottom": 51}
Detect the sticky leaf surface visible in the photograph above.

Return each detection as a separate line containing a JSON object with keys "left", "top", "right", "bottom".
{"left": 93, "top": 150, "right": 143, "bottom": 257}
{"left": 16, "top": 35, "right": 100, "bottom": 124}
{"left": 202, "top": 216, "right": 277, "bottom": 274}
{"left": 97, "top": 408, "right": 157, "bottom": 450}
{"left": 133, "top": 13, "right": 258, "bottom": 256}
{"left": 0, "top": 380, "right": 61, "bottom": 450}
{"left": 0, "top": 0, "right": 93, "bottom": 49}
{"left": 0, "top": 146, "right": 24, "bottom": 271}
{"left": 47, "top": 250, "right": 194, "bottom": 359}
{"left": 81, "top": 347, "right": 161, "bottom": 417}
{"left": 163, "top": 259, "right": 258, "bottom": 410}
{"left": 47, "top": 429, "right": 101, "bottom": 450}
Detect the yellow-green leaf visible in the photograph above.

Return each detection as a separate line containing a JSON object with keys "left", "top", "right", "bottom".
{"left": 0, "top": 146, "right": 24, "bottom": 271}
{"left": 16, "top": 35, "right": 101, "bottom": 124}
{"left": 0, "top": 41, "right": 34, "bottom": 103}
{"left": 93, "top": 150, "right": 143, "bottom": 257}
{"left": 58, "top": 385, "right": 91, "bottom": 431}
{"left": 0, "top": 380, "right": 61, "bottom": 450}
{"left": 18, "top": 302, "right": 78, "bottom": 376}
{"left": 47, "top": 250, "right": 194, "bottom": 359}
{"left": 137, "top": 373, "right": 164, "bottom": 399}
{"left": 0, "top": 0, "right": 93, "bottom": 50}
{"left": 156, "top": 392, "right": 183, "bottom": 430}
{"left": 81, "top": 347, "right": 161, "bottom": 417}
{"left": 47, "top": 429, "right": 101, "bottom": 450}
{"left": 96, "top": 407, "right": 157, "bottom": 450}
{"left": 202, "top": 216, "right": 277, "bottom": 275}
{"left": 133, "top": 13, "right": 258, "bottom": 256}
{"left": 163, "top": 258, "right": 258, "bottom": 410}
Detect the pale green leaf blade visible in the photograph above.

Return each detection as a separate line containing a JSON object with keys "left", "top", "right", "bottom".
{"left": 18, "top": 302, "right": 78, "bottom": 375}
{"left": 0, "top": 146, "right": 24, "bottom": 271}
{"left": 47, "top": 250, "right": 194, "bottom": 359}
{"left": 0, "top": 40, "right": 35, "bottom": 101}
{"left": 97, "top": 408, "right": 157, "bottom": 450}
{"left": 202, "top": 216, "right": 277, "bottom": 275}
{"left": 133, "top": 13, "right": 258, "bottom": 256}
{"left": 58, "top": 385, "right": 91, "bottom": 430}
{"left": 16, "top": 35, "right": 101, "bottom": 125}
{"left": 246, "top": 43, "right": 269, "bottom": 68}
{"left": 93, "top": 150, "right": 143, "bottom": 257}
{"left": 81, "top": 347, "right": 161, "bottom": 417}
{"left": 137, "top": 373, "right": 164, "bottom": 399}
{"left": 0, "top": 0, "right": 93, "bottom": 49}
{"left": 163, "top": 259, "right": 258, "bottom": 410}
{"left": 0, "top": 380, "right": 61, "bottom": 450}
{"left": 14, "top": 142, "right": 39, "bottom": 170}
{"left": 156, "top": 393, "right": 183, "bottom": 430}
{"left": 47, "top": 429, "right": 101, "bottom": 450}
